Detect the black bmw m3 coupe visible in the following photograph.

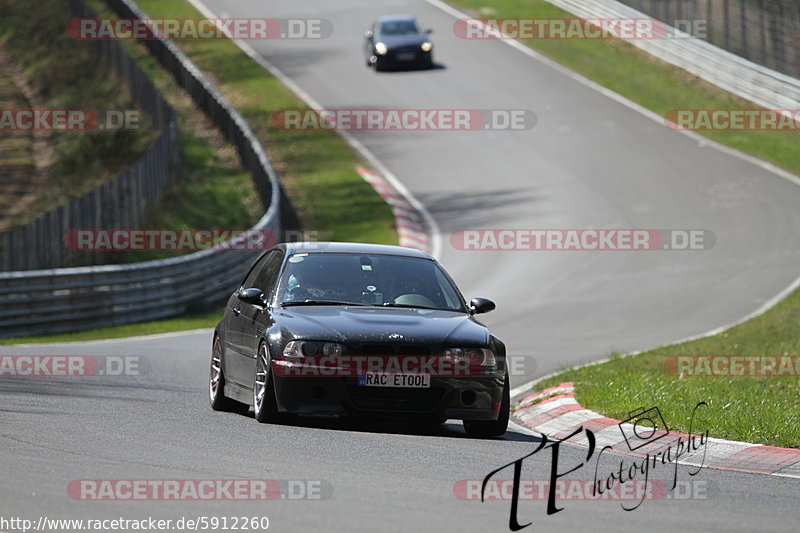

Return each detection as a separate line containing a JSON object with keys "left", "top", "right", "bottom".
{"left": 210, "top": 242, "right": 509, "bottom": 438}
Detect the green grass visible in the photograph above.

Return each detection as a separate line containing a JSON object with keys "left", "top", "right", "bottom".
{"left": 0, "top": 68, "right": 35, "bottom": 218}
{"left": 0, "top": 0, "right": 398, "bottom": 343}
{"left": 455, "top": 1, "right": 800, "bottom": 449}
{"left": 452, "top": 0, "right": 800, "bottom": 173}
{"left": 82, "top": 0, "right": 398, "bottom": 265}
{"left": 538, "top": 288, "right": 800, "bottom": 448}
{"left": 78, "top": 1, "right": 263, "bottom": 264}
{"left": 0, "top": 311, "right": 222, "bottom": 344}
{"left": 128, "top": 0, "right": 398, "bottom": 246}
{"left": 0, "top": 0, "right": 157, "bottom": 228}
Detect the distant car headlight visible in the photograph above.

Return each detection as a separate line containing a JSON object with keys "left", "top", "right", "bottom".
{"left": 283, "top": 340, "right": 345, "bottom": 357}
{"left": 444, "top": 347, "right": 496, "bottom": 368}
{"left": 375, "top": 42, "right": 388, "bottom": 55}
{"left": 421, "top": 41, "right": 432, "bottom": 52}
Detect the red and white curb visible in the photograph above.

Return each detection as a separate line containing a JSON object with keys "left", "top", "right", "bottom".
{"left": 513, "top": 382, "right": 800, "bottom": 479}
{"left": 356, "top": 166, "right": 432, "bottom": 254}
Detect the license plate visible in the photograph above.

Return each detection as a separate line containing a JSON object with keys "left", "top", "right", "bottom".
{"left": 358, "top": 373, "right": 431, "bottom": 388}
{"left": 396, "top": 52, "right": 416, "bottom": 61}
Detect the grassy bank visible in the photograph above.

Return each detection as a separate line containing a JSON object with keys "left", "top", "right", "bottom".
{"left": 0, "top": 0, "right": 156, "bottom": 229}
{"left": 452, "top": 0, "right": 800, "bottom": 173}
{"left": 455, "top": 1, "right": 800, "bottom": 449}
{"left": 83, "top": 0, "right": 398, "bottom": 263}
{"left": 537, "top": 288, "right": 800, "bottom": 448}
{"left": 0, "top": 64, "right": 35, "bottom": 222}
{"left": 0, "top": 0, "right": 397, "bottom": 343}
{"left": 112, "top": 0, "right": 398, "bottom": 247}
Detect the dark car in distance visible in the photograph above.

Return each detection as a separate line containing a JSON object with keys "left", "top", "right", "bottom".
{"left": 209, "top": 242, "right": 509, "bottom": 438}
{"left": 365, "top": 15, "right": 433, "bottom": 71}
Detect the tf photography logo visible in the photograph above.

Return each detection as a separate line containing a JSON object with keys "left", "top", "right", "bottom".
{"left": 479, "top": 402, "right": 709, "bottom": 530}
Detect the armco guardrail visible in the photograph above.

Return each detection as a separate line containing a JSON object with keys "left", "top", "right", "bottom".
{"left": 546, "top": 0, "right": 800, "bottom": 110}
{"left": 104, "top": 0, "right": 277, "bottom": 210}
{"left": 619, "top": 0, "right": 800, "bottom": 80}
{"left": 0, "top": 0, "right": 179, "bottom": 271}
{"left": 0, "top": 0, "right": 281, "bottom": 338}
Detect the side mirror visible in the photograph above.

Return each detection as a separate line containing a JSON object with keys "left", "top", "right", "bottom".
{"left": 425, "top": 28, "right": 433, "bottom": 34}
{"left": 365, "top": 30, "right": 374, "bottom": 39}
{"left": 238, "top": 287, "right": 265, "bottom": 306}
{"left": 469, "top": 297, "right": 496, "bottom": 315}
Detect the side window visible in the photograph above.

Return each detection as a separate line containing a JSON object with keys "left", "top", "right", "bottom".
{"left": 241, "top": 253, "right": 271, "bottom": 288}
{"left": 434, "top": 267, "right": 462, "bottom": 311}
{"left": 253, "top": 250, "right": 285, "bottom": 295}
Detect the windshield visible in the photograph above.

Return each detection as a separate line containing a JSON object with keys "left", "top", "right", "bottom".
{"left": 277, "top": 253, "right": 466, "bottom": 311}
{"left": 379, "top": 19, "right": 422, "bottom": 37}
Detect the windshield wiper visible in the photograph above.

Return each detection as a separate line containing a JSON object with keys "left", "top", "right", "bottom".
{"left": 281, "top": 300, "right": 367, "bottom": 307}
{"left": 381, "top": 302, "right": 444, "bottom": 311}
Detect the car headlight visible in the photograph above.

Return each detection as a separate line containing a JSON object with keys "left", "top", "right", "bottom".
{"left": 283, "top": 340, "right": 345, "bottom": 357}
{"left": 421, "top": 41, "right": 432, "bottom": 52}
{"left": 444, "top": 347, "right": 496, "bottom": 368}
{"left": 375, "top": 42, "right": 388, "bottom": 55}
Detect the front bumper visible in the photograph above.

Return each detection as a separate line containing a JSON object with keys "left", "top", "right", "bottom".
{"left": 271, "top": 360, "right": 504, "bottom": 421}
{"left": 378, "top": 48, "right": 432, "bottom": 66}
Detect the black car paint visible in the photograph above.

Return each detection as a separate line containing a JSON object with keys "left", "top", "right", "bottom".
{"left": 365, "top": 16, "right": 433, "bottom": 70}
{"left": 215, "top": 242, "right": 505, "bottom": 421}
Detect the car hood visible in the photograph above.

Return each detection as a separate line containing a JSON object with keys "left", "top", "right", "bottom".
{"left": 273, "top": 306, "right": 487, "bottom": 347}
{"left": 379, "top": 34, "right": 429, "bottom": 49}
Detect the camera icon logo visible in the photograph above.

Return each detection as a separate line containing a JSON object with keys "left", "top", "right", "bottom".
{"left": 618, "top": 406, "right": 670, "bottom": 451}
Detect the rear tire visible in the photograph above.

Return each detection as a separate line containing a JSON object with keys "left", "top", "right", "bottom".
{"left": 209, "top": 336, "right": 249, "bottom": 414}
{"left": 463, "top": 373, "right": 510, "bottom": 438}
{"left": 254, "top": 342, "right": 280, "bottom": 423}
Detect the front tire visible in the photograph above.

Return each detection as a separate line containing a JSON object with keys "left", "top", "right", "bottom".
{"left": 209, "top": 335, "right": 249, "bottom": 413}
{"left": 254, "top": 342, "right": 279, "bottom": 423}
{"left": 463, "top": 373, "right": 510, "bottom": 438}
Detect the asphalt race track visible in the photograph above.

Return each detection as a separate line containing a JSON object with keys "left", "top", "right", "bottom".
{"left": 2, "top": 0, "right": 800, "bottom": 531}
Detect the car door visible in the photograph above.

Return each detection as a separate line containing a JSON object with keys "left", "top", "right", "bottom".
{"left": 224, "top": 252, "right": 272, "bottom": 386}
{"left": 226, "top": 250, "right": 285, "bottom": 387}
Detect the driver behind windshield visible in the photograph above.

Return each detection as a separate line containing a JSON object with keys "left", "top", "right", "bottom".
{"left": 381, "top": 20, "right": 421, "bottom": 36}
{"left": 278, "top": 253, "right": 461, "bottom": 310}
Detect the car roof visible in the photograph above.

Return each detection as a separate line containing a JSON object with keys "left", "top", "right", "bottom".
{"left": 376, "top": 14, "right": 418, "bottom": 25}
{"left": 282, "top": 241, "right": 433, "bottom": 260}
